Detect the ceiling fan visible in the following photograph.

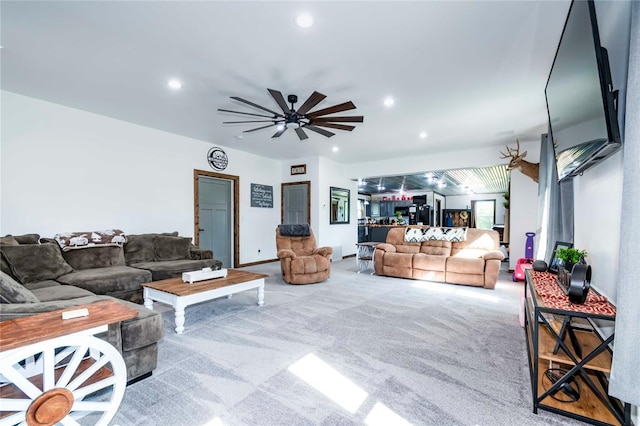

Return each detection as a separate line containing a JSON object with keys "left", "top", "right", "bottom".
{"left": 218, "top": 88, "right": 364, "bottom": 140}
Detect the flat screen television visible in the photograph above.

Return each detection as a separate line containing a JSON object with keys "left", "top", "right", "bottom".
{"left": 545, "top": 0, "right": 621, "bottom": 181}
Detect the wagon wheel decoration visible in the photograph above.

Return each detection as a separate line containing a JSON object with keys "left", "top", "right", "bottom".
{"left": 0, "top": 335, "right": 126, "bottom": 426}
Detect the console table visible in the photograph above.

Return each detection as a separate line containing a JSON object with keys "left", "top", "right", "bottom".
{"left": 524, "top": 270, "right": 631, "bottom": 425}
{"left": 0, "top": 301, "right": 138, "bottom": 426}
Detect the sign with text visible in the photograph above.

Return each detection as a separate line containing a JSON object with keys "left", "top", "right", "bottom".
{"left": 250, "top": 183, "right": 273, "bottom": 208}
{"left": 290, "top": 164, "right": 307, "bottom": 175}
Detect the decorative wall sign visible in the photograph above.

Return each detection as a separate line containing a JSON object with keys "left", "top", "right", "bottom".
{"left": 290, "top": 164, "right": 307, "bottom": 175}
{"left": 207, "top": 147, "right": 228, "bottom": 171}
{"left": 250, "top": 183, "right": 273, "bottom": 208}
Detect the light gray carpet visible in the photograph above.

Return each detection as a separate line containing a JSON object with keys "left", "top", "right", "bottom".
{"left": 113, "top": 260, "right": 586, "bottom": 426}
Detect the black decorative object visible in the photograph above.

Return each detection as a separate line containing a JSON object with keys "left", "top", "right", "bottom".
{"left": 567, "top": 263, "right": 592, "bottom": 304}
{"left": 532, "top": 260, "right": 548, "bottom": 272}
{"left": 207, "top": 147, "right": 228, "bottom": 171}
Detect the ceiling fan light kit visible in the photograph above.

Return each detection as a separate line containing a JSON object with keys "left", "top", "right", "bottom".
{"left": 218, "top": 88, "right": 363, "bottom": 140}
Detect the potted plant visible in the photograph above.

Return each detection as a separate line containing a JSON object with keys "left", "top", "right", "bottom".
{"left": 555, "top": 247, "right": 588, "bottom": 272}
{"left": 394, "top": 211, "right": 406, "bottom": 225}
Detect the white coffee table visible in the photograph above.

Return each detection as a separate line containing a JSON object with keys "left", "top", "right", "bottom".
{"left": 142, "top": 269, "right": 267, "bottom": 334}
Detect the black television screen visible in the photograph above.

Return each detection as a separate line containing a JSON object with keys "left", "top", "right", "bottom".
{"left": 545, "top": 0, "right": 621, "bottom": 181}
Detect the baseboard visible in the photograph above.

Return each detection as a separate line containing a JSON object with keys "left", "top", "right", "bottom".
{"left": 237, "top": 258, "right": 279, "bottom": 268}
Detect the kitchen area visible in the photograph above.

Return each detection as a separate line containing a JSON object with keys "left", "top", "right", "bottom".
{"left": 357, "top": 191, "right": 476, "bottom": 243}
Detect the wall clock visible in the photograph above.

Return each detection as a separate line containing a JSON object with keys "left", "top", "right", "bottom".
{"left": 207, "top": 147, "right": 228, "bottom": 171}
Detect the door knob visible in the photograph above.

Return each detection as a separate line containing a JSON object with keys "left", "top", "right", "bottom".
{"left": 199, "top": 228, "right": 205, "bottom": 232}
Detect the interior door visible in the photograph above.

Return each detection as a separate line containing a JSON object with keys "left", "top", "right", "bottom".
{"left": 198, "top": 177, "right": 232, "bottom": 267}
{"left": 282, "top": 182, "right": 309, "bottom": 224}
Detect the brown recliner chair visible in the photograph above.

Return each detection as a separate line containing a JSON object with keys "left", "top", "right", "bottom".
{"left": 275, "top": 224, "right": 332, "bottom": 284}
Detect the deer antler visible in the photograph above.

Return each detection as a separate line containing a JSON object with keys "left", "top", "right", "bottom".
{"left": 499, "top": 139, "right": 521, "bottom": 159}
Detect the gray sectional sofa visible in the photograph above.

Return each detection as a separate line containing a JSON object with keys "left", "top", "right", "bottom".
{"left": 0, "top": 231, "right": 223, "bottom": 382}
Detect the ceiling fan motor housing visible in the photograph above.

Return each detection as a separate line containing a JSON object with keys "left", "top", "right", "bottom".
{"left": 287, "top": 94, "right": 298, "bottom": 104}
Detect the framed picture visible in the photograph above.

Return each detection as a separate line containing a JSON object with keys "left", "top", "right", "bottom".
{"left": 548, "top": 241, "right": 573, "bottom": 274}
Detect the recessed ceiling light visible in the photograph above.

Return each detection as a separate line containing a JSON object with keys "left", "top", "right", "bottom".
{"left": 419, "top": 131, "right": 428, "bottom": 139}
{"left": 168, "top": 79, "right": 182, "bottom": 90}
{"left": 332, "top": 146, "right": 339, "bottom": 152}
{"left": 383, "top": 97, "right": 395, "bottom": 107}
{"left": 295, "top": 13, "right": 314, "bottom": 28}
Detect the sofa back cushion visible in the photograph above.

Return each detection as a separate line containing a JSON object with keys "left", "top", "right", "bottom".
{"left": 1, "top": 243, "right": 74, "bottom": 284}
{"left": 0, "top": 270, "right": 40, "bottom": 303}
{"left": 450, "top": 228, "right": 500, "bottom": 257}
{"left": 420, "top": 240, "right": 452, "bottom": 256}
{"left": 154, "top": 236, "right": 192, "bottom": 261}
{"left": 62, "top": 246, "right": 126, "bottom": 270}
{"left": 124, "top": 235, "right": 156, "bottom": 264}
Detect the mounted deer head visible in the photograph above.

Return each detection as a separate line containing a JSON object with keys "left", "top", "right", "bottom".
{"left": 499, "top": 139, "right": 539, "bottom": 183}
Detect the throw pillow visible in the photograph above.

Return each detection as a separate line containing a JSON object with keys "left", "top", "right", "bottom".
{"left": 0, "top": 271, "right": 40, "bottom": 303}
{"left": 1, "top": 243, "right": 74, "bottom": 284}
{"left": 405, "top": 227, "right": 429, "bottom": 243}
{"left": 1, "top": 235, "right": 20, "bottom": 246}
{"left": 154, "top": 236, "right": 192, "bottom": 261}
{"left": 424, "top": 227, "right": 468, "bottom": 242}
{"left": 12, "top": 233, "right": 41, "bottom": 244}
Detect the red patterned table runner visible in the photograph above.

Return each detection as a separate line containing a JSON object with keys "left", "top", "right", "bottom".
{"left": 531, "top": 271, "right": 616, "bottom": 316}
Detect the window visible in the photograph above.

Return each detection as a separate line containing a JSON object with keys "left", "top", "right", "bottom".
{"left": 472, "top": 200, "right": 495, "bottom": 229}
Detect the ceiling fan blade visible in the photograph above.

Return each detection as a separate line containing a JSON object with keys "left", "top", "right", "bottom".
{"left": 230, "top": 96, "right": 284, "bottom": 118}
{"left": 296, "top": 91, "right": 327, "bottom": 115}
{"left": 307, "top": 101, "right": 356, "bottom": 118}
{"left": 305, "top": 125, "right": 335, "bottom": 138}
{"left": 267, "top": 89, "right": 291, "bottom": 114}
{"left": 313, "top": 122, "right": 356, "bottom": 131}
{"left": 272, "top": 127, "right": 287, "bottom": 138}
{"left": 222, "top": 120, "right": 276, "bottom": 124}
{"left": 295, "top": 127, "right": 309, "bottom": 140}
{"left": 243, "top": 124, "right": 277, "bottom": 133}
{"left": 217, "top": 108, "right": 276, "bottom": 119}
{"left": 313, "top": 115, "right": 364, "bottom": 123}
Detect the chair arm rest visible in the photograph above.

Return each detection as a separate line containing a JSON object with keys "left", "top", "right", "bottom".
{"left": 277, "top": 249, "right": 296, "bottom": 260}
{"left": 483, "top": 250, "right": 505, "bottom": 261}
{"left": 314, "top": 247, "right": 333, "bottom": 257}
{"left": 374, "top": 243, "right": 396, "bottom": 253}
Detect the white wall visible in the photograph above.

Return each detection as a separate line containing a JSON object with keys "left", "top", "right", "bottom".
{"left": 0, "top": 91, "right": 282, "bottom": 265}
{"left": 317, "top": 157, "right": 357, "bottom": 257}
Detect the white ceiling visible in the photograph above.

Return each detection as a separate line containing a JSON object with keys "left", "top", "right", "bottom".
{"left": 1, "top": 1, "right": 570, "bottom": 169}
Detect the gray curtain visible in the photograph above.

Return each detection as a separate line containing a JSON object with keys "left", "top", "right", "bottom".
{"left": 536, "top": 133, "right": 574, "bottom": 263}
{"left": 609, "top": 0, "right": 640, "bottom": 407}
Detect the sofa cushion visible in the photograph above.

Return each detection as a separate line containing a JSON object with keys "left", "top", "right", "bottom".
{"left": 446, "top": 256, "right": 485, "bottom": 274}
{"left": 412, "top": 253, "right": 447, "bottom": 272}
{"left": 420, "top": 240, "right": 452, "bottom": 256}
{"left": 154, "top": 236, "right": 191, "bottom": 261}
{"left": 31, "top": 284, "right": 97, "bottom": 302}
{"left": 124, "top": 235, "right": 156, "bottom": 264}
{"left": 23, "top": 280, "right": 62, "bottom": 291}
{"left": 56, "top": 266, "right": 151, "bottom": 296}
{"left": 0, "top": 271, "right": 39, "bottom": 303}
{"left": 62, "top": 246, "right": 126, "bottom": 270}
{"left": 1, "top": 244, "right": 74, "bottom": 283}
{"left": 395, "top": 245, "right": 420, "bottom": 254}
{"left": 290, "top": 254, "right": 330, "bottom": 275}
{"left": 131, "top": 258, "right": 222, "bottom": 281}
